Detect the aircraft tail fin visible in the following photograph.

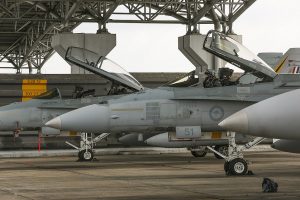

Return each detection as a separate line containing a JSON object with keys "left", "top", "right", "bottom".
{"left": 258, "top": 48, "right": 300, "bottom": 74}
{"left": 273, "top": 48, "right": 300, "bottom": 74}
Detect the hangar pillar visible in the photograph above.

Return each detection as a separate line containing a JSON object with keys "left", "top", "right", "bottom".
{"left": 178, "top": 33, "right": 216, "bottom": 73}
{"left": 51, "top": 33, "right": 116, "bottom": 74}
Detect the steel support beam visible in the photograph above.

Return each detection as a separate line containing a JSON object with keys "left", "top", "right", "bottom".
{"left": 191, "top": 0, "right": 219, "bottom": 25}
{"left": 0, "top": 0, "right": 255, "bottom": 73}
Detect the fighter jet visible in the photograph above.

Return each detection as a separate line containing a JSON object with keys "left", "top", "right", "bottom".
{"left": 0, "top": 47, "right": 143, "bottom": 160}
{"left": 0, "top": 46, "right": 230, "bottom": 161}
{"left": 46, "top": 30, "right": 300, "bottom": 175}
{"left": 118, "top": 48, "right": 300, "bottom": 159}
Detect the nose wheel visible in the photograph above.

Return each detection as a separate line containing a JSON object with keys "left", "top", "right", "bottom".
{"left": 78, "top": 149, "right": 94, "bottom": 161}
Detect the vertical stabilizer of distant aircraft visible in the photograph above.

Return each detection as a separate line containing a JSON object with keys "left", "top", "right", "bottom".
{"left": 258, "top": 52, "right": 283, "bottom": 68}
{"left": 272, "top": 48, "right": 300, "bottom": 74}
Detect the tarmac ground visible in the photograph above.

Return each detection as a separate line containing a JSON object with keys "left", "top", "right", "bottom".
{"left": 0, "top": 151, "right": 299, "bottom": 200}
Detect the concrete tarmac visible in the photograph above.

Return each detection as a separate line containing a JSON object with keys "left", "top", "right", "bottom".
{"left": 0, "top": 151, "right": 299, "bottom": 200}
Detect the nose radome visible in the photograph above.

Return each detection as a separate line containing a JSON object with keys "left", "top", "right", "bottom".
{"left": 45, "top": 104, "right": 110, "bottom": 133}
{"left": 45, "top": 117, "right": 61, "bottom": 130}
{"left": 218, "top": 111, "right": 249, "bottom": 133}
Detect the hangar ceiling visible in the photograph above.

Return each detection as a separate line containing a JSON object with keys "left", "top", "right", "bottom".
{"left": 0, "top": 0, "right": 256, "bottom": 73}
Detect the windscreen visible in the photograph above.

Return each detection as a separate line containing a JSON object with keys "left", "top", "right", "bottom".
{"left": 167, "top": 70, "right": 199, "bottom": 87}
{"left": 99, "top": 58, "right": 142, "bottom": 87}
{"left": 65, "top": 47, "right": 143, "bottom": 91}
{"left": 33, "top": 88, "right": 61, "bottom": 100}
{"left": 203, "top": 30, "right": 277, "bottom": 80}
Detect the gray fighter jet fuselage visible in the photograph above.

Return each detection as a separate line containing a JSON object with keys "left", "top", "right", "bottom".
{"left": 45, "top": 73, "right": 300, "bottom": 135}
{"left": 0, "top": 91, "right": 123, "bottom": 135}
{"left": 46, "top": 30, "right": 300, "bottom": 136}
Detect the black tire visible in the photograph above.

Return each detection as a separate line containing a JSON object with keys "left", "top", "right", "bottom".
{"left": 78, "top": 149, "right": 94, "bottom": 161}
{"left": 228, "top": 158, "right": 248, "bottom": 176}
{"left": 214, "top": 145, "right": 228, "bottom": 159}
{"left": 78, "top": 151, "right": 84, "bottom": 161}
{"left": 191, "top": 150, "right": 207, "bottom": 157}
{"left": 224, "top": 161, "right": 229, "bottom": 174}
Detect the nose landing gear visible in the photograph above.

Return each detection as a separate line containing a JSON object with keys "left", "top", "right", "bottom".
{"left": 66, "top": 132, "right": 110, "bottom": 161}
{"left": 207, "top": 132, "right": 265, "bottom": 176}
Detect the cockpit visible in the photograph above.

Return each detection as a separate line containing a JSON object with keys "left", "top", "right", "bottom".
{"left": 167, "top": 70, "right": 199, "bottom": 87}
{"left": 203, "top": 30, "right": 277, "bottom": 82}
{"left": 168, "top": 31, "right": 278, "bottom": 88}
{"left": 167, "top": 68, "right": 236, "bottom": 88}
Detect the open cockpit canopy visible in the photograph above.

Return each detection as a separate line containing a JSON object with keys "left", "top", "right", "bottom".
{"left": 65, "top": 47, "right": 143, "bottom": 92}
{"left": 203, "top": 30, "right": 277, "bottom": 81}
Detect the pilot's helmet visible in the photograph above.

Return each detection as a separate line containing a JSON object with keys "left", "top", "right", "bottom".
{"left": 204, "top": 69, "right": 213, "bottom": 75}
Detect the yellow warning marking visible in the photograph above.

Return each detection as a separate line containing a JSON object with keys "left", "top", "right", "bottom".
{"left": 22, "top": 85, "right": 47, "bottom": 90}
{"left": 274, "top": 56, "right": 288, "bottom": 73}
{"left": 22, "top": 79, "right": 47, "bottom": 101}
{"left": 22, "top": 90, "right": 46, "bottom": 96}
{"left": 23, "top": 79, "right": 47, "bottom": 84}
{"left": 69, "top": 131, "right": 78, "bottom": 136}
{"left": 211, "top": 132, "right": 222, "bottom": 139}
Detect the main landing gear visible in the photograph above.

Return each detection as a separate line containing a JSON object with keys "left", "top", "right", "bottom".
{"left": 66, "top": 132, "right": 110, "bottom": 161}
{"left": 207, "top": 132, "right": 265, "bottom": 176}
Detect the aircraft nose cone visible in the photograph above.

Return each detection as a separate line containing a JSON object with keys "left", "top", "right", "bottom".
{"left": 218, "top": 111, "right": 249, "bottom": 133}
{"left": 46, "top": 104, "right": 110, "bottom": 133}
{"left": 45, "top": 117, "right": 62, "bottom": 130}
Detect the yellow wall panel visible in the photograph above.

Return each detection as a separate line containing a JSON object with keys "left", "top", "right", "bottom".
{"left": 22, "top": 79, "right": 47, "bottom": 101}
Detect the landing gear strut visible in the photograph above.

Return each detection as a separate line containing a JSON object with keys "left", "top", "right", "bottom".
{"left": 66, "top": 132, "right": 110, "bottom": 161}
{"left": 207, "top": 132, "right": 265, "bottom": 176}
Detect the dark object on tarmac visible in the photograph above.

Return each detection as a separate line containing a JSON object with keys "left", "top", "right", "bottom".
{"left": 262, "top": 178, "right": 278, "bottom": 192}
{"left": 247, "top": 170, "right": 254, "bottom": 175}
